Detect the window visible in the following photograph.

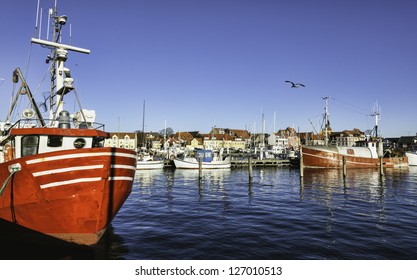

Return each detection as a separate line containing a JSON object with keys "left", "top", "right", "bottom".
{"left": 93, "top": 136, "right": 105, "bottom": 147}
{"left": 74, "top": 138, "right": 86, "bottom": 149}
{"left": 22, "top": 135, "right": 39, "bottom": 157}
{"left": 47, "top": 135, "right": 63, "bottom": 147}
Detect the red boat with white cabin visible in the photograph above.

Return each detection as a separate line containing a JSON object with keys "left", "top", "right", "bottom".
{"left": 0, "top": 5, "right": 136, "bottom": 246}
{"left": 300, "top": 97, "right": 408, "bottom": 169}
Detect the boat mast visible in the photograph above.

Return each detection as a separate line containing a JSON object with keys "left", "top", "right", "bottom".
{"left": 323, "top": 96, "right": 329, "bottom": 145}
{"left": 164, "top": 120, "right": 167, "bottom": 152}
{"left": 142, "top": 100, "right": 146, "bottom": 149}
{"left": 31, "top": 5, "right": 90, "bottom": 126}
{"left": 371, "top": 102, "right": 380, "bottom": 139}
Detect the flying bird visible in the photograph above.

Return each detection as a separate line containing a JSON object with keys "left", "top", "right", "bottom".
{"left": 285, "top": 80, "right": 305, "bottom": 88}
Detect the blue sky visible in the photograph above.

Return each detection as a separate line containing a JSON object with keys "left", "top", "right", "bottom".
{"left": 1, "top": 0, "right": 416, "bottom": 137}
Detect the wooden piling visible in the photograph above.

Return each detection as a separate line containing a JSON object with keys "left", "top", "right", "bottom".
{"left": 379, "top": 156, "right": 384, "bottom": 177}
{"left": 342, "top": 156, "right": 347, "bottom": 180}
{"left": 199, "top": 157, "right": 203, "bottom": 180}
{"left": 299, "top": 147, "right": 304, "bottom": 178}
{"left": 248, "top": 155, "right": 253, "bottom": 179}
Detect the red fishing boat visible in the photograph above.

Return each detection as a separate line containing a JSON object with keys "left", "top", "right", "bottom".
{"left": 300, "top": 97, "right": 408, "bottom": 169}
{"left": 301, "top": 143, "right": 407, "bottom": 168}
{"left": 0, "top": 5, "right": 136, "bottom": 246}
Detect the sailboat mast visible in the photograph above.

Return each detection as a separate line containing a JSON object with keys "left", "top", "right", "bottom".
{"left": 164, "top": 120, "right": 167, "bottom": 151}
{"left": 142, "top": 100, "right": 146, "bottom": 149}
{"left": 262, "top": 112, "right": 265, "bottom": 148}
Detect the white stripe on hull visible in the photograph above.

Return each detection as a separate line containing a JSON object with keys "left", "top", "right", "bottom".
{"left": 33, "top": 165, "right": 104, "bottom": 177}
{"left": 112, "top": 164, "right": 137, "bottom": 170}
{"left": 40, "top": 177, "right": 102, "bottom": 189}
{"left": 21, "top": 151, "right": 136, "bottom": 189}
{"left": 302, "top": 152, "right": 377, "bottom": 166}
{"left": 26, "top": 151, "right": 136, "bottom": 165}
{"left": 39, "top": 175, "right": 134, "bottom": 189}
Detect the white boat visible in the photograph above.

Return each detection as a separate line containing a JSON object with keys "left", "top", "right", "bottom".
{"left": 173, "top": 149, "right": 231, "bottom": 169}
{"left": 136, "top": 154, "right": 164, "bottom": 170}
{"left": 405, "top": 151, "right": 417, "bottom": 166}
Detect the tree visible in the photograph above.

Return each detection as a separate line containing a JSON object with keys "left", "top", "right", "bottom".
{"left": 159, "top": 127, "right": 174, "bottom": 136}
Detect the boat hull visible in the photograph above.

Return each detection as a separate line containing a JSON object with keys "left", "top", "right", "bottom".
{"left": 173, "top": 158, "right": 231, "bottom": 169}
{"left": 405, "top": 152, "right": 417, "bottom": 166}
{"left": 136, "top": 160, "right": 164, "bottom": 170}
{"left": 0, "top": 147, "right": 136, "bottom": 246}
{"left": 301, "top": 145, "right": 408, "bottom": 168}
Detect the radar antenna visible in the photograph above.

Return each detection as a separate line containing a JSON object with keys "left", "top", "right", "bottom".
{"left": 31, "top": 4, "right": 90, "bottom": 127}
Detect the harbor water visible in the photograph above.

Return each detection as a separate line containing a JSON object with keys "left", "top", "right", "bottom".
{"left": 2, "top": 166, "right": 417, "bottom": 259}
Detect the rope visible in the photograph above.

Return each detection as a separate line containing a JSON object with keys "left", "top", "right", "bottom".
{"left": 0, "top": 164, "right": 21, "bottom": 196}
{"left": 73, "top": 88, "right": 88, "bottom": 127}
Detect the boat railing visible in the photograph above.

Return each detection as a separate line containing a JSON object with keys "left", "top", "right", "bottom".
{"left": 2, "top": 118, "right": 106, "bottom": 133}
{"left": 328, "top": 140, "right": 338, "bottom": 146}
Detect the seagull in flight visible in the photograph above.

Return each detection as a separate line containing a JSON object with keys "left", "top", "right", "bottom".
{"left": 285, "top": 80, "right": 305, "bottom": 88}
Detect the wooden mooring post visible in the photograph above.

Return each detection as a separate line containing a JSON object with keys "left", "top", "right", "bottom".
{"left": 342, "top": 156, "right": 347, "bottom": 180}
{"left": 198, "top": 157, "right": 203, "bottom": 181}
{"left": 248, "top": 155, "right": 253, "bottom": 195}
{"left": 248, "top": 155, "right": 253, "bottom": 180}
{"left": 379, "top": 156, "right": 384, "bottom": 177}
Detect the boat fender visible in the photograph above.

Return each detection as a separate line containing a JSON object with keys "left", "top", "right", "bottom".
{"left": 4, "top": 144, "right": 14, "bottom": 161}
{"left": 0, "top": 163, "right": 21, "bottom": 196}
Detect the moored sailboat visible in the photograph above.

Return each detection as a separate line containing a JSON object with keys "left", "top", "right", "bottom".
{"left": 136, "top": 154, "right": 164, "bottom": 169}
{"left": 173, "top": 149, "right": 231, "bottom": 169}
{"left": 0, "top": 5, "right": 136, "bottom": 246}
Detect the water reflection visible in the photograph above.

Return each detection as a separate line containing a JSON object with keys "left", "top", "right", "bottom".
{"left": 0, "top": 220, "right": 126, "bottom": 260}
{"left": 135, "top": 169, "right": 165, "bottom": 185}
{"left": 300, "top": 168, "right": 387, "bottom": 203}
{"left": 298, "top": 167, "right": 417, "bottom": 256}
{"left": 112, "top": 167, "right": 417, "bottom": 259}
{"left": 173, "top": 168, "right": 231, "bottom": 187}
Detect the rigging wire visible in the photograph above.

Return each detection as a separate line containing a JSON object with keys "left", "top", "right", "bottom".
{"left": 328, "top": 97, "right": 370, "bottom": 116}
{"left": 14, "top": 61, "right": 52, "bottom": 122}
{"left": 305, "top": 97, "right": 382, "bottom": 135}
{"left": 24, "top": 42, "right": 34, "bottom": 79}
{"left": 29, "top": 63, "right": 53, "bottom": 110}
{"left": 73, "top": 88, "right": 87, "bottom": 125}
{"left": 9, "top": 87, "right": 19, "bottom": 123}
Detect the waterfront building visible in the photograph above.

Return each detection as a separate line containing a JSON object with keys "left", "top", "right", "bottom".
{"left": 298, "top": 132, "right": 324, "bottom": 146}
{"left": 397, "top": 135, "right": 417, "bottom": 150}
{"left": 202, "top": 133, "right": 233, "bottom": 151}
{"left": 105, "top": 132, "right": 137, "bottom": 151}
{"left": 268, "top": 132, "right": 289, "bottom": 152}
{"left": 272, "top": 127, "right": 300, "bottom": 150}
{"left": 330, "top": 128, "right": 366, "bottom": 146}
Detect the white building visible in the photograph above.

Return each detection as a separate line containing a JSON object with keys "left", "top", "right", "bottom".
{"left": 104, "top": 132, "right": 137, "bottom": 151}
{"left": 267, "top": 133, "right": 288, "bottom": 153}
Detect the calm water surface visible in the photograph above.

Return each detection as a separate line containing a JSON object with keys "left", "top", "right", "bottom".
{"left": 107, "top": 166, "right": 417, "bottom": 260}
{"left": 2, "top": 166, "right": 417, "bottom": 260}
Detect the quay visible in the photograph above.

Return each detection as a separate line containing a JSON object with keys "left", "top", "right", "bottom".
{"left": 163, "top": 158, "right": 291, "bottom": 168}
{"left": 230, "top": 158, "right": 290, "bottom": 167}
